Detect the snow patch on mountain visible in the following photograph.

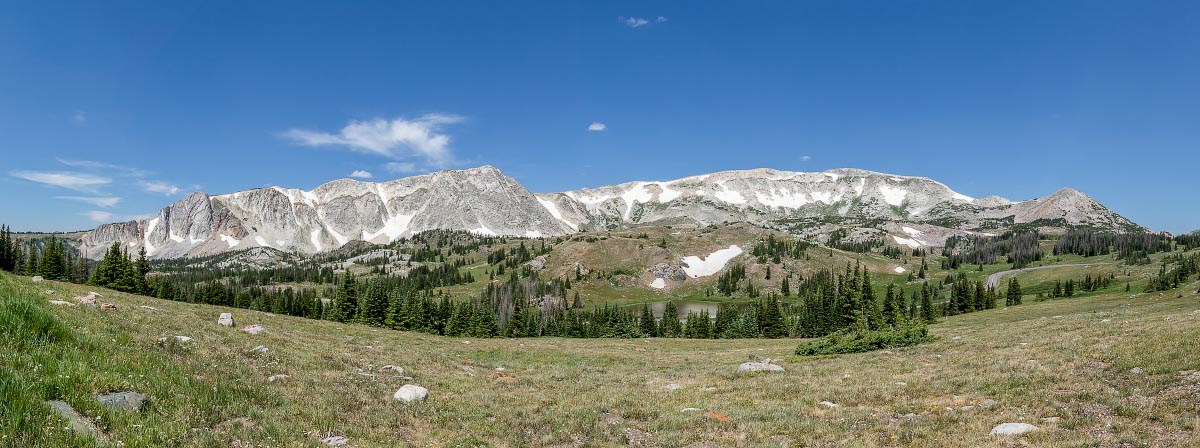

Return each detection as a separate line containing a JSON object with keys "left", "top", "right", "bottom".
{"left": 893, "top": 235, "right": 922, "bottom": 248}
{"left": 681, "top": 245, "right": 744, "bottom": 278}
{"left": 878, "top": 184, "right": 908, "bottom": 206}
{"left": 220, "top": 234, "right": 240, "bottom": 248}
{"left": 650, "top": 278, "right": 666, "bottom": 289}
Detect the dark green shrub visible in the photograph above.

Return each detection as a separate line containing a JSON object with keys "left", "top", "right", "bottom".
{"left": 795, "top": 324, "right": 930, "bottom": 356}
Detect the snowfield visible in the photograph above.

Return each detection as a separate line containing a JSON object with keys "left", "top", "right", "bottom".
{"left": 893, "top": 235, "right": 922, "bottom": 248}
{"left": 650, "top": 278, "right": 666, "bottom": 289}
{"left": 680, "top": 245, "right": 744, "bottom": 278}
{"left": 894, "top": 266, "right": 907, "bottom": 274}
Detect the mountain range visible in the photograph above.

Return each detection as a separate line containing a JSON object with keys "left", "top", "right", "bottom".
{"left": 78, "top": 166, "right": 1141, "bottom": 259}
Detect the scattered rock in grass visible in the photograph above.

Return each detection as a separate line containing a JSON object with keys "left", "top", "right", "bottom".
{"left": 989, "top": 422, "right": 1038, "bottom": 436}
{"left": 665, "top": 383, "right": 683, "bottom": 391}
{"left": 1101, "top": 319, "right": 1112, "bottom": 323}
{"left": 267, "top": 374, "right": 288, "bottom": 383}
{"left": 737, "top": 362, "right": 784, "bottom": 374}
{"left": 378, "top": 365, "right": 404, "bottom": 373}
{"left": 76, "top": 295, "right": 97, "bottom": 308}
{"left": 393, "top": 384, "right": 428, "bottom": 403}
{"left": 100, "top": 303, "right": 116, "bottom": 310}
{"left": 462, "top": 340, "right": 471, "bottom": 344}
{"left": 1130, "top": 367, "right": 1145, "bottom": 375}
{"left": 1040, "top": 417, "right": 1061, "bottom": 424}
{"left": 680, "top": 408, "right": 702, "bottom": 412}
{"left": 45, "top": 289, "right": 55, "bottom": 294}
{"left": 980, "top": 399, "right": 998, "bottom": 408}
{"left": 157, "top": 335, "right": 193, "bottom": 347}
{"left": 48, "top": 300, "right": 74, "bottom": 306}
{"left": 895, "top": 382, "right": 907, "bottom": 387}
{"left": 249, "top": 345, "right": 269, "bottom": 354}
{"left": 218, "top": 313, "right": 235, "bottom": 327}
{"left": 32, "top": 276, "right": 44, "bottom": 282}
{"left": 621, "top": 428, "right": 653, "bottom": 446}
{"left": 44, "top": 400, "right": 109, "bottom": 444}
{"left": 960, "top": 405, "right": 976, "bottom": 412}
{"left": 819, "top": 401, "right": 839, "bottom": 408}
{"left": 138, "top": 305, "right": 159, "bottom": 311}
{"left": 321, "top": 436, "right": 349, "bottom": 447}
{"left": 242, "top": 324, "right": 265, "bottom": 335}
{"left": 96, "top": 391, "right": 148, "bottom": 412}
{"left": 489, "top": 371, "right": 517, "bottom": 382}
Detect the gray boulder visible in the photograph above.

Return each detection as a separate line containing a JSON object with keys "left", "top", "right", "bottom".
{"left": 989, "top": 422, "right": 1038, "bottom": 436}
{"left": 738, "top": 362, "right": 784, "bottom": 374}
{"left": 97, "top": 391, "right": 148, "bottom": 412}
{"left": 393, "top": 384, "right": 429, "bottom": 403}
{"left": 218, "top": 313, "right": 235, "bottom": 327}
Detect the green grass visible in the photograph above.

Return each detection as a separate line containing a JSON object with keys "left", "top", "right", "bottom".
{"left": 3, "top": 271, "right": 1200, "bottom": 446}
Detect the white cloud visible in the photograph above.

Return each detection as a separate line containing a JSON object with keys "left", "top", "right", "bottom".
{"left": 71, "top": 111, "right": 87, "bottom": 124}
{"left": 283, "top": 114, "right": 463, "bottom": 167}
{"left": 83, "top": 210, "right": 115, "bottom": 223}
{"left": 55, "top": 158, "right": 149, "bottom": 177}
{"left": 385, "top": 162, "right": 418, "bottom": 174}
{"left": 139, "top": 180, "right": 181, "bottom": 196}
{"left": 10, "top": 170, "right": 111, "bottom": 193}
{"left": 621, "top": 16, "right": 649, "bottom": 28}
{"left": 349, "top": 170, "right": 373, "bottom": 179}
{"left": 800, "top": 155, "right": 812, "bottom": 162}
{"left": 656, "top": 16, "right": 668, "bottom": 23}
{"left": 56, "top": 196, "right": 122, "bottom": 207}
{"left": 588, "top": 122, "right": 607, "bottom": 132}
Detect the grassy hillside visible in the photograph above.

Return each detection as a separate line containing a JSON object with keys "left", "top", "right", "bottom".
{"left": 3, "top": 271, "right": 1200, "bottom": 447}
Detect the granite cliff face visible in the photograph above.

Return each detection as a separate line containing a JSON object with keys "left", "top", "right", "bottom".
{"left": 79, "top": 166, "right": 1140, "bottom": 259}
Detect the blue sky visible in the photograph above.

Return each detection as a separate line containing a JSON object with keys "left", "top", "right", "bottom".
{"left": 1, "top": 1, "right": 1197, "bottom": 233}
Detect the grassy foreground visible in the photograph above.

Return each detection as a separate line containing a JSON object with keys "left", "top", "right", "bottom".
{"left": 2, "top": 272, "right": 1199, "bottom": 447}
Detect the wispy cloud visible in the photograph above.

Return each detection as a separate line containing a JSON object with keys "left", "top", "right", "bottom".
{"left": 282, "top": 114, "right": 463, "bottom": 168}
{"left": 71, "top": 111, "right": 87, "bottom": 124}
{"left": 56, "top": 158, "right": 149, "bottom": 177}
{"left": 800, "top": 155, "right": 812, "bottom": 162}
{"left": 384, "top": 162, "right": 418, "bottom": 174}
{"left": 588, "top": 122, "right": 607, "bottom": 132}
{"left": 138, "top": 180, "right": 181, "bottom": 196}
{"left": 656, "top": 16, "right": 668, "bottom": 23}
{"left": 11, "top": 170, "right": 111, "bottom": 193}
{"left": 57, "top": 196, "right": 122, "bottom": 207}
{"left": 349, "top": 170, "right": 373, "bottom": 179}
{"left": 621, "top": 16, "right": 649, "bottom": 28}
{"left": 83, "top": 210, "right": 115, "bottom": 223}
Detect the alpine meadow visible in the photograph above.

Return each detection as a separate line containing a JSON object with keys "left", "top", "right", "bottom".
{"left": 2, "top": 2, "right": 1199, "bottom": 447}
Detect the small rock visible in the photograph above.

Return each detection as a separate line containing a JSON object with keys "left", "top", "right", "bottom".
{"left": 737, "top": 362, "right": 784, "bottom": 374}
{"left": 393, "top": 384, "right": 429, "bottom": 403}
{"left": 31, "top": 276, "right": 44, "bottom": 282}
{"left": 218, "top": 313, "right": 235, "bottom": 327}
{"left": 989, "top": 422, "right": 1038, "bottom": 436}
{"left": 267, "top": 374, "right": 288, "bottom": 383}
{"left": 44, "top": 400, "right": 108, "bottom": 443}
{"left": 681, "top": 407, "right": 703, "bottom": 412}
{"left": 895, "top": 382, "right": 907, "bottom": 387}
{"left": 1130, "top": 367, "right": 1145, "bottom": 375}
{"left": 100, "top": 303, "right": 116, "bottom": 310}
{"left": 48, "top": 300, "right": 74, "bottom": 306}
{"left": 819, "top": 401, "right": 839, "bottom": 408}
{"left": 1101, "top": 319, "right": 1112, "bottom": 323}
{"left": 980, "top": 399, "right": 998, "bottom": 408}
{"left": 138, "top": 305, "right": 160, "bottom": 311}
{"left": 494, "top": 367, "right": 506, "bottom": 372}
{"left": 960, "top": 405, "right": 976, "bottom": 412}
{"left": 748, "top": 354, "right": 772, "bottom": 363}
{"left": 665, "top": 383, "right": 683, "bottom": 391}
{"left": 97, "top": 391, "right": 148, "bottom": 412}
{"left": 89, "top": 291, "right": 103, "bottom": 297}
{"left": 76, "top": 296, "right": 97, "bottom": 308}
{"left": 1040, "top": 417, "right": 1061, "bottom": 424}
{"left": 952, "top": 336, "right": 962, "bottom": 340}
{"left": 157, "top": 335, "right": 193, "bottom": 346}
{"left": 378, "top": 365, "right": 404, "bottom": 374}
{"left": 241, "top": 324, "right": 265, "bottom": 335}
{"left": 249, "top": 345, "right": 269, "bottom": 354}
{"left": 881, "top": 350, "right": 893, "bottom": 355}
{"left": 461, "top": 340, "right": 471, "bottom": 344}
{"left": 321, "top": 436, "right": 349, "bottom": 447}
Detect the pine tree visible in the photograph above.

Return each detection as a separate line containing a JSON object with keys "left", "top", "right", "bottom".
{"left": 759, "top": 294, "right": 787, "bottom": 338}
{"left": 638, "top": 304, "right": 658, "bottom": 337}
{"left": 660, "top": 301, "right": 682, "bottom": 337}
{"left": 920, "top": 283, "right": 935, "bottom": 323}
{"left": 1006, "top": 278, "right": 1023, "bottom": 306}
{"left": 780, "top": 276, "right": 790, "bottom": 296}
{"left": 358, "top": 281, "right": 389, "bottom": 326}
{"left": 332, "top": 273, "right": 359, "bottom": 322}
